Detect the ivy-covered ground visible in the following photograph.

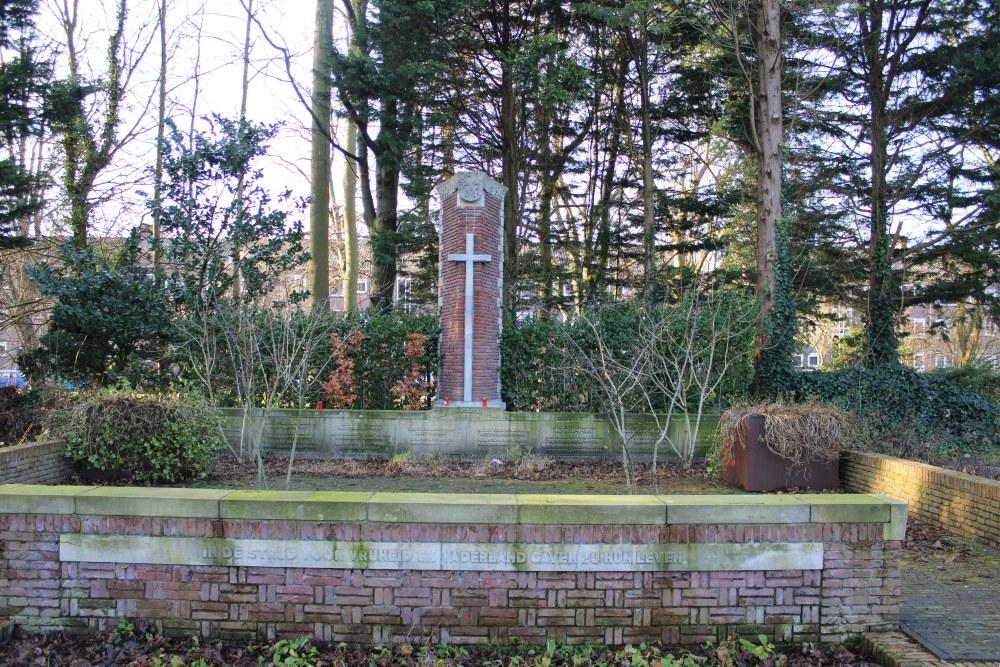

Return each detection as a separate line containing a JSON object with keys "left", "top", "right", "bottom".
{"left": 0, "top": 629, "right": 881, "bottom": 667}
{"left": 921, "top": 454, "right": 1000, "bottom": 482}
{"left": 172, "top": 456, "right": 737, "bottom": 494}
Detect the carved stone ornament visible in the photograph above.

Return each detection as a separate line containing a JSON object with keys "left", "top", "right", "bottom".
{"left": 457, "top": 173, "right": 484, "bottom": 205}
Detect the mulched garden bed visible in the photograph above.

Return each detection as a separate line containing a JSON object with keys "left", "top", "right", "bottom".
{"left": 208, "top": 455, "right": 717, "bottom": 487}
{"left": 0, "top": 627, "right": 882, "bottom": 667}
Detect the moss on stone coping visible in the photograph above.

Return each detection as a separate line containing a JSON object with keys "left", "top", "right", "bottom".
{"left": 517, "top": 494, "right": 665, "bottom": 525}
{"left": 368, "top": 492, "right": 518, "bottom": 524}
{"left": 0, "top": 484, "right": 96, "bottom": 514}
{"left": 804, "top": 493, "right": 892, "bottom": 523}
{"left": 868, "top": 494, "right": 908, "bottom": 540}
{"left": 220, "top": 490, "right": 371, "bottom": 521}
{"left": 75, "top": 487, "right": 229, "bottom": 518}
{"left": 0, "top": 484, "right": 903, "bottom": 532}
{"left": 661, "top": 494, "right": 812, "bottom": 524}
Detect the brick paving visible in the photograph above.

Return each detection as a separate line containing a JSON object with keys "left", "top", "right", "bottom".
{"left": 884, "top": 528, "right": 1000, "bottom": 663}
{"left": 860, "top": 631, "right": 995, "bottom": 667}
{"left": 901, "top": 565, "right": 1000, "bottom": 660}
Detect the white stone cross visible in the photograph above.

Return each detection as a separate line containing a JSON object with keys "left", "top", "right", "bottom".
{"left": 447, "top": 232, "right": 492, "bottom": 402}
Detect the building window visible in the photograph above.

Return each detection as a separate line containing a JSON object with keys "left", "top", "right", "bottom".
{"left": 395, "top": 276, "right": 413, "bottom": 313}
{"left": 793, "top": 353, "right": 804, "bottom": 368}
{"left": 934, "top": 353, "right": 952, "bottom": 369}
{"left": 910, "top": 318, "right": 928, "bottom": 333}
{"left": 984, "top": 320, "right": 997, "bottom": 337}
{"left": 807, "top": 353, "right": 820, "bottom": 369}
{"left": 912, "top": 352, "right": 925, "bottom": 372}
{"left": 836, "top": 321, "right": 848, "bottom": 337}
{"left": 983, "top": 354, "right": 997, "bottom": 369}
{"left": 357, "top": 278, "right": 369, "bottom": 294}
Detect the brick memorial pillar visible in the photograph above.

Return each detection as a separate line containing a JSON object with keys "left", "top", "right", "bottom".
{"left": 435, "top": 172, "right": 506, "bottom": 408}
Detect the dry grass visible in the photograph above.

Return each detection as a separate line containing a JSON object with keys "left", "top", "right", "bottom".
{"left": 514, "top": 455, "right": 554, "bottom": 477}
{"left": 721, "top": 401, "right": 854, "bottom": 468}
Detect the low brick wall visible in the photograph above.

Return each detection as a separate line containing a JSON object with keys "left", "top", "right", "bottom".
{"left": 220, "top": 408, "right": 719, "bottom": 462}
{"left": 0, "top": 440, "right": 71, "bottom": 485}
{"left": 842, "top": 451, "right": 1000, "bottom": 548}
{"left": 0, "top": 486, "right": 905, "bottom": 645}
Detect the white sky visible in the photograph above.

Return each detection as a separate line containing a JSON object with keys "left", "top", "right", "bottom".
{"left": 34, "top": 0, "right": 353, "bottom": 237}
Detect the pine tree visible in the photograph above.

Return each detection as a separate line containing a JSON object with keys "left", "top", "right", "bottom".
{"left": 330, "top": 0, "right": 464, "bottom": 312}
{"left": 0, "top": 0, "right": 51, "bottom": 248}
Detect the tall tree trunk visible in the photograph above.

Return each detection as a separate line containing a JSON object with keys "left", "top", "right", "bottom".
{"left": 152, "top": 0, "right": 166, "bottom": 273}
{"left": 371, "top": 112, "right": 400, "bottom": 312}
{"left": 637, "top": 21, "right": 657, "bottom": 302}
{"left": 233, "top": 0, "right": 254, "bottom": 303}
{"left": 340, "top": 0, "right": 364, "bottom": 314}
{"left": 342, "top": 119, "right": 360, "bottom": 313}
{"left": 751, "top": 0, "right": 783, "bottom": 394}
{"left": 499, "top": 1, "right": 520, "bottom": 314}
{"left": 440, "top": 62, "right": 465, "bottom": 174}
{"left": 58, "top": 0, "right": 127, "bottom": 248}
{"left": 309, "top": 0, "right": 333, "bottom": 311}
{"left": 536, "top": 112, "right": 555, "bottom": 317}
{"left": 500, "top": 68, "right": 520, "bottom": 314}
{"left": 861, "top": 0, "right": 897, "bottom": 367}
{"left": 588, "top": 58, "right": 625, "bottom": 303}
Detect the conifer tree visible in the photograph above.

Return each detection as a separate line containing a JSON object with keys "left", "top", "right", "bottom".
{"left": 0, "top": 0, "right": 51, "bottom": 248}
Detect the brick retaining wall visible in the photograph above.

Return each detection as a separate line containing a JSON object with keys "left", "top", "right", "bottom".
{"left": 842, "top": 451, "right": 1000, "bottom": 548}
{"left": 0, "top": 440, "right": 71, "bottom": 485}
{"left": 0, "top": 487, "right": 905, "bottom": 645}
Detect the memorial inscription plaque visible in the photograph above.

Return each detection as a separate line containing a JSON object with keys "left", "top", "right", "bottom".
{"left": 59, "top": 535, "right": 823, "bottom": 572}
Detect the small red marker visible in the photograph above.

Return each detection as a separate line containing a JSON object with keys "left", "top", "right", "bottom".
{"left": 443, "top": 398, "right": 449, "bottom": 407}
{"left": 316, "top": 401, "right": 324, "bottom": 412}
{"left": 482, "top": 398, "right": 487, "bottom": 408}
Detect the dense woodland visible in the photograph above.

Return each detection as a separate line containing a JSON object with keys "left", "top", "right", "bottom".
{"left": 0, "top": 0, "right": 998, "bottom": 460}
{"left": 306, "top": 0, "right": 1000, "bottom": 340}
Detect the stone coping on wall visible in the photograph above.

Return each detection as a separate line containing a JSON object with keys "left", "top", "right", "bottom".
{"left": 0, "top": 484, "right": 906, "bottom": 536}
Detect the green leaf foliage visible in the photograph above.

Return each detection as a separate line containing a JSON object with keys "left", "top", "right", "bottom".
{"left": 930, "top": 365, "right": 1000, "bottom": 404}
{"left": 55, "top": 387, "right": 222, "bottom": 485}
{"left": 796, "top": 365, "right": 999, "bottom": 457}
{"left": 20, "top": 232, "right": 173, "bottom": 386}
{"left": 327, "top": 311, "right": 440, "bottom": 410}
{"left": 151, "top": 114, "right": 308, "bottom": 312}
{"left": 502, "top": 296, "right": 755, "bottom": 412}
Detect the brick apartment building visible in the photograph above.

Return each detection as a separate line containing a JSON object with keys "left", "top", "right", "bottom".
{"left": 798, "top": 294, "right": 1000, "bottom": 372}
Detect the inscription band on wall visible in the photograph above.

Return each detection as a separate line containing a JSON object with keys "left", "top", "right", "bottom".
{"left": 59, "top": 535, "right": 823, "bottom": 572}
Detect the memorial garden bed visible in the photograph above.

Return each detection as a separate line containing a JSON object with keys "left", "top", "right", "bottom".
{"left": 0, "top": 627, "right": 883, "bottom": 666}
{"left": 183, "top": 456, "right": 735, "bottom": 495}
